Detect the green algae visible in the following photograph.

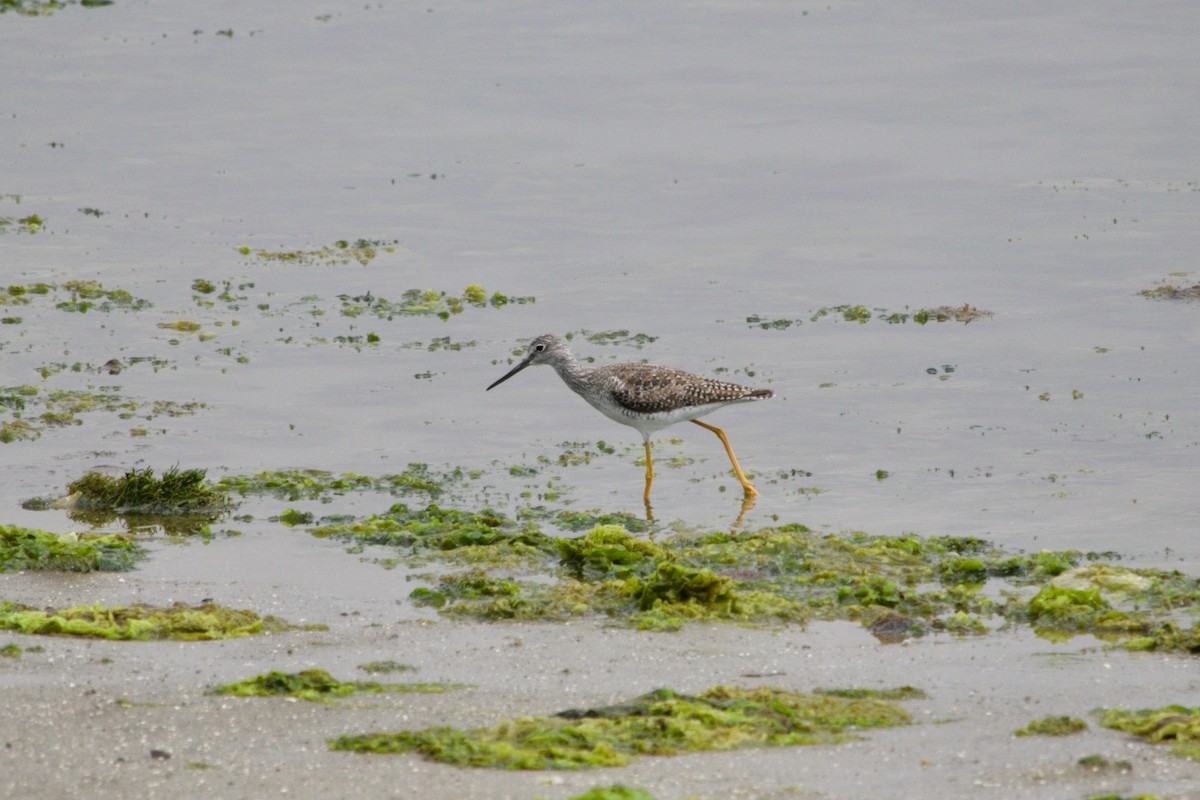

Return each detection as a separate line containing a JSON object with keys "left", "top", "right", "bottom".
{"left": 358, "top": 660, "right": 416, "bottom": 675}
{"left": 556, "top": 525, "right": 663, "bottom": 578}
{"left": 401, "top": 526, "right": 802, "bottom": 630}
{"left": 0, "top": 525, "right": 143, "bottom": 572}
{"left": 1100, "top": 705, "right": 1200, "bottom": 760}
{"left": 0, "top": 419, "right": 39, "bottom": 443}
{"left": 312, "top": 503, "right": 549, "bottom": 555}
{"left": 217, "top": 465, "right": 464, "bottom": 502}
{"left": 568, "top": 787, "right": 656, "bottom": 800}
{"left": 1, "top": 283, "right": 52, "bottom": 304}
{"left": 1, "top": 384, "right": 200, "bottom": 444}
{"left": 0, "top": 278, "right": 151, "bottom": 313}
{"left": 220, "top": 473, "right": 1200, "bottom": 641}
{"left": 413, "top": 570, "right": 522, "bottom": 612}
{"left": 550, "top": 509, "right": 648, "bottom": 534}
{"left": 748, "top": 303, "right": 993, "bottom": 329}
{"left": 580, "top": 330, "right": 659, "bottom": 349}
{"left": 0, "top": 213, "right": 45, "bottom": 231}
{"left": 815, "top": 686, "right": 926, "bottom": 701}
{"left": 0, "top": 0, "right": 111, "bottom": 14}
{"left": 157, "top": 320, "right": 203, "bottom": 333}
{"left": 1026, "top": 585, "right": 1114, "bottom": 629}
{"left": 1140, "top": 281, "right": 1200, "bottom": 301}
{"left": 277, "top": 509, "right": 313, "bottom": 526}
{"left": 53, "top": 280, "right": 151, "bottom": 313}
{"left": 328, "top": 684, "right": 911, "bottom": 767}
{"left": 237, "top": 239, "right": 397, "bottom": 267}
{"left": 338, "top": 285, "right": 533, "bottom": 321}
{"left": 211, "top": 669, "right": 469, "bottom": 703}
{"left": 0, "top": 601, "right": 299, "bottom": 641}
{"left": 1077, "top": 753, "right": 1132, "bottom": 772}
{"left": 66, "top": 467, "right": 230, "bottom": 517}
{"left": 1120, "top": 621, "right": 1200, "bottom": 655}
{"left": 0, "top": 642, "right": 20, "bottom": 658}
{"left": 341, "top": 514, "right": 1199, "bottom": 638}
{"left": 1016, "top": 564, "right": 1200, "bottom": 645}
{"left": 1015, "top": 715, "right": 1088, "bottom": 736}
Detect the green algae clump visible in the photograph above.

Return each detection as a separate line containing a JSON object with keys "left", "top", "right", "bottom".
{"left": 218, "top": 464, "right": 463, "bottom": 502}
{"left": 1100, "top": 705, "right": 1200, "bottom": 760}
{"left": 1120, "top": 621, "right": 1200, "bottom": 655}
{"left": 0, "top": 525, "right": 143, "bottom": 572}
{"left": 1027, "top": 585, "right": 1110, "bottom": 626}
{"left": 1015, "top": 715, "right": 1088, "bottom": 736}
{"left": 328, "top": 685, "right": 911, "bottom": 768}
{"left": 0, "top": 600, "right": 296, "bottom": 641}
{"left": 419, "top": 526, "right": 808, "bottom": 630}
{"left": 67, "top": 466, "right": 229, "bottom": 516}
{"left": 312, "top": 503, "right": 550, "bottom": 559}
{"left": 1140, "top": 282, "right": 1200, "bottom": 301}
{"left": 816, "top": 686, "right": 927, "bottom": 701}
{"left": 358, "top": 660, "right": 416, "bottom": 675}
{"left": 556, "top": 525, "right": 663, "bottom": 578}
{"left": 237, "top": 240, "right": 395, "bottom": 267}
{"left": 222, "top": 478, "right": 1200, "bottom": 642}
{"left": 568, "top": 787, "right": 656, "bottom": 800}
{"left": 211, "top": 669, "right": 469, "bottom": 703}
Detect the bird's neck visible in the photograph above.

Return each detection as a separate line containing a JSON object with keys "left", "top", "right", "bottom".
{"left": 550, "top": 353, "right": 591, "bottom": 393}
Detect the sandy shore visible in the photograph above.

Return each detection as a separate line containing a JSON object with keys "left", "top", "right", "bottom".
{"left": 2, "top": 560, "right": 1194, "bottom": 800}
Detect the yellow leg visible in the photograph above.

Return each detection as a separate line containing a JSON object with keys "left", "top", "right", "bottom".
{"left": 642, "top": 440, "right": 654, "bottom": 504}
{"left": 691, "top": 419, "right": 758, "bottom": 497}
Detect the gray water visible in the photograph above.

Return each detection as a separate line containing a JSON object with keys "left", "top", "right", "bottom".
{"left": 3, "top": 1, "right": 1198, "bottom": 569}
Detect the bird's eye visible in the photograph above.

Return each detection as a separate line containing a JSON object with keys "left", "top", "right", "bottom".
{"left": 534, "top": 344, "right": 546, "bottom": 352}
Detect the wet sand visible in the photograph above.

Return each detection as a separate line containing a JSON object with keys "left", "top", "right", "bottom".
{"left": 2, "top": 547, "right": 1196, "bottom": 799}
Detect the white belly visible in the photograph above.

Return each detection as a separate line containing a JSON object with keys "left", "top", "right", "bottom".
{"left": 584, "top": 394, "right": 734, "bottom": 440}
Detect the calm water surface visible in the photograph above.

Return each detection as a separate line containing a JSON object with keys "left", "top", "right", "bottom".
{"left": 3, "top": 1, "right": 1198, "bottom": 574}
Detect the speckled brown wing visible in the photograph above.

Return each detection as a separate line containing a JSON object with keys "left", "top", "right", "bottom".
{"left": 597, "top": 363, "right": 772, "bottom": 414}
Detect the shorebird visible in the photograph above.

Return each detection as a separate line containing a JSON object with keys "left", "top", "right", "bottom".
{"left": 486, "top": 334, "right": 773, "bottom": 503}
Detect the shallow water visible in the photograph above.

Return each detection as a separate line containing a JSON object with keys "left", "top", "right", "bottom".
{"left": 4, "top": 1, "right": 1197, "bottom": 561}
{"left": 2, "top": 2, "right": 1200, "bottom": 796}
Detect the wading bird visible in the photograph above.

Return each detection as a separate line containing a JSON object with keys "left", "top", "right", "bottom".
{"left": 487, "top": 334, "right": 773, "bottom": 505}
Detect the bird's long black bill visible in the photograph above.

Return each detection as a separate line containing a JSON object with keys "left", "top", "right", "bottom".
{"left": 486, "top": 356, "right": 534, "bottom": 391}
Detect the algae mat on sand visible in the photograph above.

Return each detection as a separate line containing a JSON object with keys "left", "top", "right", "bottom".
{"left": 0, "top": 600, "right": 297, "bottom": 640}
{"left": 329, "top": 685, "right": 912, "bottom": 769}
{"left": 212, "top": 669, "right": 471, "bottom": 703}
